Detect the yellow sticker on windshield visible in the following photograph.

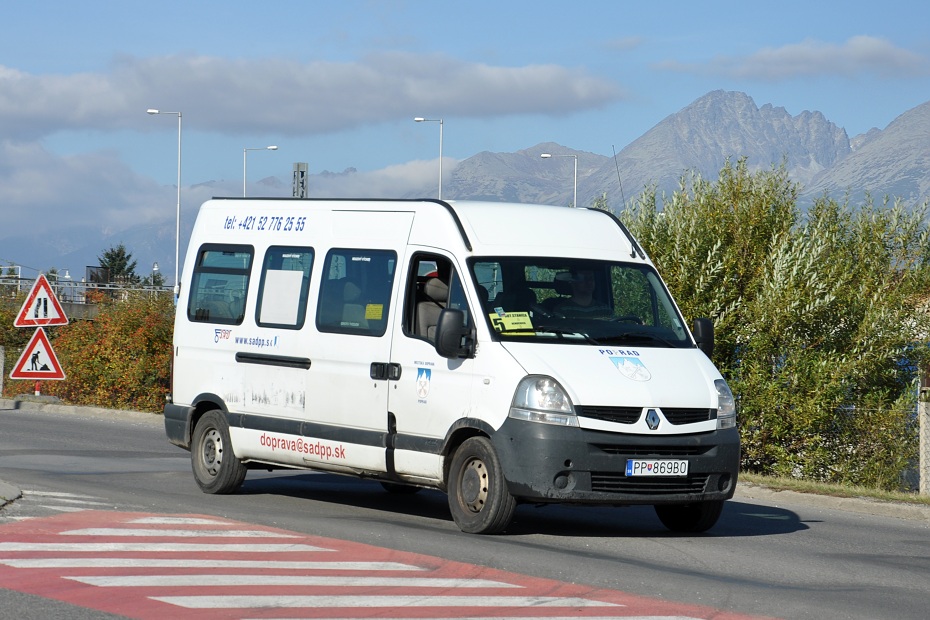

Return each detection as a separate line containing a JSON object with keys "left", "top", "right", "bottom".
{"left": 490, "top": 311, "right": 534, "bottom": 333}
{"left": 365, "top": 304, "right": 384, "bottom": 320}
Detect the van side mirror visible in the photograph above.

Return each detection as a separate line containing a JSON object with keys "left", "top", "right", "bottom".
{"left": 435, "top": 308, "right": 475, "bottom": 359}
{"left": 692, "top": 317, "right": 714, "bottom": 358}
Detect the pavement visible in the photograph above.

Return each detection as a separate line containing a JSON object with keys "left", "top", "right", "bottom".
{"left": 2, "top": 397, "right": 930, "bottom": 524}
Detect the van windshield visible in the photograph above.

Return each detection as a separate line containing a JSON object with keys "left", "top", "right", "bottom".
{"left": 469, "top": 257, "right": 691, "bottom": 348}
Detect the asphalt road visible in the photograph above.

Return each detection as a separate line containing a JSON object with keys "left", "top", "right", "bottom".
{"left": 1, "top": 397, "right": 929, "bottom": 619}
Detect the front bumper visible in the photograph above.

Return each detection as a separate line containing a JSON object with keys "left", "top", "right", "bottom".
{"left": 491, "top": 416, "right": 740, "bottom": 505}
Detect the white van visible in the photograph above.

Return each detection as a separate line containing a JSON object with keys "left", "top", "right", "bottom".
{"left": 165, "top": 198, "right": 739, "bottom": 534}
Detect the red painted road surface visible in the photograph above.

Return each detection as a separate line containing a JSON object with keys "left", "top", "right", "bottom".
{"left": 0, "top": 511, "right": 771, "bottom": 619}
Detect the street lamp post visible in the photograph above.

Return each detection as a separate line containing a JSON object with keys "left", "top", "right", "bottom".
{"left": 243, "top": 145, "right": 279, "bottom": 197}
{"left": 414, "top": 117, "right": 443, "bottom": 200}
{"left": 541, "top": 153, "right": 578, "bottom": 208}
{"left": 146, "top": 108, "right": 182, "bottom": 298}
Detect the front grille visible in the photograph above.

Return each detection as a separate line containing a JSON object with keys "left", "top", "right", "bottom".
{"left": 576, "top": 406, "right": 641, "bottom": 424}
{"left": 594, "top": 444, "right": 712, "bottom": 457}
{"left": 576, "top": 406, "right": 716, "bottom": 426}
{"left": 662, "top": 408, "right": 716, "bottom": 424}
{"left": 591, "top": 473, "right": 709, "bottom": 495}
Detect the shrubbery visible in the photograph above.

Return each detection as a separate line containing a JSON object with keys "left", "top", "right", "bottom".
{"left": 622, "top": 160, "right": 930, "bottom": 490}
{"left": 1, "top": 292, "right": 173, "bottom": 412}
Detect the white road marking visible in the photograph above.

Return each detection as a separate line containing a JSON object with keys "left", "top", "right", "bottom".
{"left": 0, "top": 558, "right": 422, "bottom": 570}
{"left": 60, "top": 528, "right": 300, "bottom": 538}
{"left": 0, "top": 542, "right": 327, "bottom": 552}
{"left": 68, "top": 575, "right": 517, "bottom": 588}
{"left": 152, "top": 595, "right": 622, "bottom": 609}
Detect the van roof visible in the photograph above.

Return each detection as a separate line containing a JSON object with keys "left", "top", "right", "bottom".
{"left": 445, "top": 200, "right": 644, "bottom": 260}
{"left": 199, "top": 197, "right": 646, "bottom": 262}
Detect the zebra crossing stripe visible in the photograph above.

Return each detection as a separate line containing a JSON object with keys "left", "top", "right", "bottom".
{"left": 151, "top": 595, "right": 622, "bottom": 609}
{"left": 60, "top": 527, "right": 300, "bottom": 538}
{"left": 0, "top": 542, "right": 326, "bottom": 552}
{"left": 0, "top": 558, "right": 422, "bottom": 570}
{"left": 67, "top": 575, "right": 518, "bottom": 587}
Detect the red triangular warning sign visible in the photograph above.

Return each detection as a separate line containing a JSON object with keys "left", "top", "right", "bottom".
{"left": 10, "top": 328, "right": 66, "bottom": 380}
{"left": 14, "top": 274, "right": 69, "bottom": 327}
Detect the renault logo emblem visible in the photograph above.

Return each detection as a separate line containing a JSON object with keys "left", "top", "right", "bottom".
{"left": 646, "top": 409, "right": 660, "bottom": 430}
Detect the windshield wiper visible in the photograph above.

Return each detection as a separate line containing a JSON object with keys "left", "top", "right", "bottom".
{"left": 538, "top": 326, "right": 601, "bottom": 345}
{"left": 501, "top": 326, "right": 601, "bottom": 345}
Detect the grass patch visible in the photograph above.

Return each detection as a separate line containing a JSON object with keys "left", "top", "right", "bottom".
{"left": 740, "top": 472, "right": 930, "bottom": 506}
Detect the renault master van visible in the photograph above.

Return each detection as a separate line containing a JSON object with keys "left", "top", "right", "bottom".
{"left": 164, "top": 198, "right": 739, "bottom": 534}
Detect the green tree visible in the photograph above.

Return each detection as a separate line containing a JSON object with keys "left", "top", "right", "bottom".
{"left": 98, "top": 243, "right": 140, "bottom": 284}
{"left": 621, "top": 160, "right": 930, "bottom": 489}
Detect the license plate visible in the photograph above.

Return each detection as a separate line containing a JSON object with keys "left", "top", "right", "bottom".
{"left": 625, "top": 459, "right": 688, "bottom": 477}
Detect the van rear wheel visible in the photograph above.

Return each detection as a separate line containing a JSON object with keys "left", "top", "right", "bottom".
{"left": 447, "top": 437, "right": 516, "bottom": 534}
{"left": 654, "top": 500, "right": 724, "bottom": 533}
{"left": 191, "top": 410, "right": 247, "bottom": 494}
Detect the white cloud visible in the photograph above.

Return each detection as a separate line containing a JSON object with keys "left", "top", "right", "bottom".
{"left": 0, "top": 140, "right": 174, "bottom": 233}
{"left": 308, "top": 158, "right": 457, "bottom": 198}
{"left": 657, "top": 35, "right": 930, "bottom": 81}
{"left": 0, "top": 52, "right": 623, "bottom": 139}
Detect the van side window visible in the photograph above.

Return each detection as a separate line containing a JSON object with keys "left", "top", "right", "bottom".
{"left": 187, "top": 244, "right": 253, "bottom": 325}
{"left": 316, "top": 248, "right": 396, "bottom": 336}
{"left": 405, "top": 254, "right": 472, "bottom": 343}
{"left": 256, "top": 246, "right": 314, "bottom": 329}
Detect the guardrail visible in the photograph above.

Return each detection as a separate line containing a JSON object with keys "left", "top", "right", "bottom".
{"left": 0, "top": 276, "right": 172, "bottom": 305}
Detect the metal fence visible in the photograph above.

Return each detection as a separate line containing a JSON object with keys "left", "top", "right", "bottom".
{"left": 0, "top": 276, "right": 172, "bottom": 305}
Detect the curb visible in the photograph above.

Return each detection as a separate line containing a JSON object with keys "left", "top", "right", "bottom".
{"left": 735, "top": 481, "right": 930, "bottom": 523}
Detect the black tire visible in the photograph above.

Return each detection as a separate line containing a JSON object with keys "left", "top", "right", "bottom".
{"left": 447, "top": 436, "right": 516, "bottom": 534}
{"left": 191, "top": 410, "right": 247, "bottom": 494}
{"left": 380, "top": 481, "right": 422, "bottom": 495}
{"left": 654, "top": 500, "right": 724, "bottom": 533}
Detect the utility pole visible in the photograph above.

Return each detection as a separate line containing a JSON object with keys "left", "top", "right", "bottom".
{"left": 920, "top": 374, "right": 929, "bottom": 495}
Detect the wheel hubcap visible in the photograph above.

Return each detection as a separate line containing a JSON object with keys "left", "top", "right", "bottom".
{"left": 201, "top": 428, "right": 222, "bottom": 476}
{"left": 460, "top": 458, "right": 488, "bottom": 513}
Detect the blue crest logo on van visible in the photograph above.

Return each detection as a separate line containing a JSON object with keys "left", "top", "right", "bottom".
{"left": 416, "top": 368, "right": 431, "bottom": 400}
{"left": 609, "top": 356, "right": 652, "bottom": 381}
{"left": 646, "top": 408, "right": 661, "bottom": 430}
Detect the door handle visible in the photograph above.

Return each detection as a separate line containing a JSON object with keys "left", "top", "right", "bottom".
{"left": 370, "top": 362, "right": 402, "bottom": 381}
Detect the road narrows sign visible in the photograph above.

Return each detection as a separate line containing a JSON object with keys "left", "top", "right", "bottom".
{"left": 14, "top": 274, "right": 69, "bottom": 327}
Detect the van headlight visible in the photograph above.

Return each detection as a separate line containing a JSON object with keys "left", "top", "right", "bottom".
{"left": 715, "top": 379, "right": 737, "bottom": 430}
{"left": 509, "top": 376, "right": 579, "bottom": 427}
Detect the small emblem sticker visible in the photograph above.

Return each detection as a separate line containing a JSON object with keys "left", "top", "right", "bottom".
{"left": 610, "top": 356, "right": 652, "bottom": 381}
{"left": 416, "top": 368, "right": 431, "bottom": 399}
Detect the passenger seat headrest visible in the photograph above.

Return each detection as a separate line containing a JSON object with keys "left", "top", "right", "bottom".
{"left": 424, "top": 278, "right": 449, "bottom": 302}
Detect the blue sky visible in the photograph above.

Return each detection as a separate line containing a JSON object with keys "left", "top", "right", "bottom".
{"left": 1, "top": 0, "right": 929, "bottom": 273}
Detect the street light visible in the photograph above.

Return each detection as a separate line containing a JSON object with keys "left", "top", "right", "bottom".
{"left": 243, "top": 145, "right": 279, "bottom": 197}
{"left": 541, "top": 153, "right": 578, "bottom": 208}
{"left": 146, "top": 108, "right": 182, "bottom": 298}
{"left": 414, "top": 117, "right": 443, "bottom": 200}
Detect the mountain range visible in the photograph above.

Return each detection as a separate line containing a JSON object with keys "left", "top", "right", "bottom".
{"left": 5, "top": 90, "right": 929, "bottom": 282}
{"left": 440, "top": 90, "right": 929, "bottom": 211}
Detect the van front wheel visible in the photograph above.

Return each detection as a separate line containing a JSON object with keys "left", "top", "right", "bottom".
{"left": 654, "top": 500, "right": 724, "bottom": 533}
{"left": 447, "top": 437, "right": 516, "bottom": 534}
{"left": 191, "top": 410, "right": 247, "bottom": 494}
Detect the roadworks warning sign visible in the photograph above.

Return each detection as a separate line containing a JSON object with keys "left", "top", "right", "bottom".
{"left": 9, "top": 328, "right": 66, "bottom": 380}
